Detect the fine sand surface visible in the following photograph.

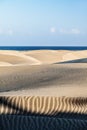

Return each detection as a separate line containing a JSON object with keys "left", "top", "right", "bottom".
{"left": 0, "top": 50, "right": 87, "bottom": 96}
{"left": 0, "top": 50, "right": 87, "bottom": 129}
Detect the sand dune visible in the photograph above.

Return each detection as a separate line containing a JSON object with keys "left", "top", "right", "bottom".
{"left": 23, "top": 50, "right": 66, "bottom": 64}
{"left": 0, "top": 51, "right": 41, "bottom": 66}
{"left": 0, "top": 50, "right": 87, "bottom": 129}
{"left": 0, "top": 50, "right": 87, "bottom": 96}
{"left": 0, "top": 50, "right": 87, "bottom": 66}
{"left": 0, "top": 64, "right": 87, "bottom": 96}
{"left": 23, "top": 50, "right": 87, "bottom": 64}
{"left": 62, "top": 50, "right": 87, "bottom": 62}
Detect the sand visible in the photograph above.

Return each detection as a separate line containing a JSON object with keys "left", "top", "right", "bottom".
{"left": 1, "top": 114, "right": 87, "bottom": 130}
{"left": 0, "top": 50, "right": 87, "bottom": 96}
{"left": 0, "top": 50, "right": 41, "bottom": 65}
{"left": 0, "top": 50, "right": 87, "bottom": 129}
{"left": 0, "top": 96, "right": 87, "bottom": 129}
{"left": 0, "top": 96, "right": 87, "bottom": 116}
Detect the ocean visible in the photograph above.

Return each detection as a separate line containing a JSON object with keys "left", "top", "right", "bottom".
{"left": 0, "top": 46, "right": 87, "bottom": 51}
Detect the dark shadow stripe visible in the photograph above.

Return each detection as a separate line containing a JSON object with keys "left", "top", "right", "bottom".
{"left": 0, "top": 115, "right": 87, "bottom": 130}
{"left": 55, "top": 58, "right": 87, "bottom": 64}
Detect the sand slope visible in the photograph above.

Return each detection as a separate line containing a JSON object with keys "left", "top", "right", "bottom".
{"left": 0, "top": 50, "right": 87, "bottom": 96}
{"left": 0, "top": 50, "right": 87, "bottom": 129}
{"left": 0, "top": 64, "right": 87, "bottom": 96}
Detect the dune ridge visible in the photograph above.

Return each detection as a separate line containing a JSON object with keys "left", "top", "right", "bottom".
{"left": 0, "top": 51, "right": 41, "bottom": 66}
{"left": 0, "top": 50, "right": 87, "bottom": 66}
{"left": 23, "top": 50, "right": 87, "bottom": 64}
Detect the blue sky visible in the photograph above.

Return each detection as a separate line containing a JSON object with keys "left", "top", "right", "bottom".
{"left": 0, "top": 0, "right": 87, "bottom": 46}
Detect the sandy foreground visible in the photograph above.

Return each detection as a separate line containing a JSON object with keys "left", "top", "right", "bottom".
{"left": 0, "top": 50, "right": 87, "bottom": 96}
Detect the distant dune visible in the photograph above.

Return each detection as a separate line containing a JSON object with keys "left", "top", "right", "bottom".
{"left": 0, "top": 51, "right": 41, "bottom": 66}
{"left": 0, "top": 50, "right": 87, "bottom": 96}
{"left": 0, "top": 50, "right": 87, "bottom": 66}
{"left": 23, "top": 50, "right": 87, "bottom": 64}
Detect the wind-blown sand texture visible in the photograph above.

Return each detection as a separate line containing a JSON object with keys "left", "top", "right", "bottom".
{"left": 0, "top": 97, "right": 87, "bottom": 115}
{"left": 0, "top": 50, "right": 87, "bottom": 129}
{"left": 0, "top": 96, "right": 87, "bottom": 130}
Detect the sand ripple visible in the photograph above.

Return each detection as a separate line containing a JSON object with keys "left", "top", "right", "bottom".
{"left": 0, "top": 96, "right": 87, "bottom": 116}
{"left": 0, "top": 96, "right": 87, "bottom": 130}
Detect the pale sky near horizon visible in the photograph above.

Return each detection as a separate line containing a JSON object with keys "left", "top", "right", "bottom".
{"left": 0, "top": 0, "right": 87, "bottom": 46}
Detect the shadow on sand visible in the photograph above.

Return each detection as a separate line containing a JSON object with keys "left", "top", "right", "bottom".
{"left": 0, "top": 97, "right": 87, "bottom": 130}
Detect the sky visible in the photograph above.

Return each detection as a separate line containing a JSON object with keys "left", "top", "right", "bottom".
{"left": 0, "top": 0, "right": 87, "bottom": 46}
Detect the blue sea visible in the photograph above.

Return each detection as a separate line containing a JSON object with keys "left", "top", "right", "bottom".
{"left": 0, "top": 46, "right": 87, "bottom": 51}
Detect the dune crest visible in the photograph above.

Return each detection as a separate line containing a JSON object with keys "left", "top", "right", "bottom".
{"left": 0, "top": 50, "right": 87, "bottom": 66}
{"left": 0, "top": 51, "right": 41, "bottom": 66}
{"left": 23, "top": 50, "right": 87, "bottom": 64}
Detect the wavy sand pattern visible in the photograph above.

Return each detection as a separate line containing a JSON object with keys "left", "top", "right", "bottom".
{"left": 0, "top": 50, "right": 87, "bottom": 129}
{"left": 1, "top": 115, "right": 87, "bottom": 130}
{"left": 0, "top": 96, "right": 87, "bottom": 130}
{"left": 0, "top": 97, "right": 87, "bottom": 116}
